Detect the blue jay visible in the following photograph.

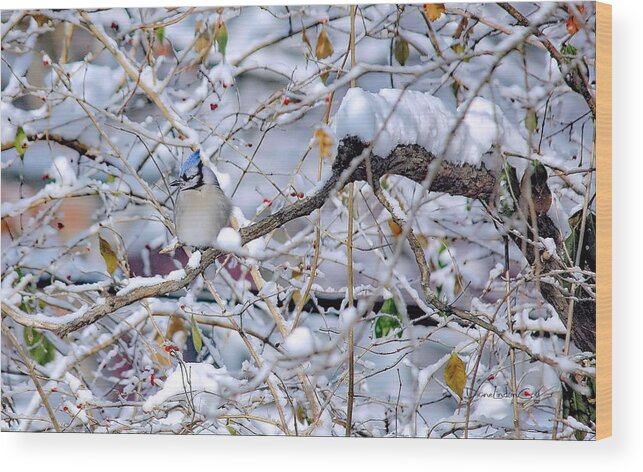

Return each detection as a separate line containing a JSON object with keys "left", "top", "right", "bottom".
{"left": 171, "top": 150, "right": 231, "bottom": 248}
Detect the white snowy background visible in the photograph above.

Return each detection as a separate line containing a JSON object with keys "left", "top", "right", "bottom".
{"left": 2, "top": 2, "right": 598, "bottom": 439}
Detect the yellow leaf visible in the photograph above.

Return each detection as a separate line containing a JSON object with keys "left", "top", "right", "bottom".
{"left": 194, "top": 31, "right": 212, "bottom": 54}
{"left": 295, "top": 402, "right": 307, "bottom": 424}
{"left": 387, "top": 219, "right": 402, "bottom": 237}
{"left": 423, "top": 3, "right": 446, "bottom": 22}
{"left": 302, "top": 27, "right": 312, "bottom": 52}
{"left": 315, "top": 29, "right": 333, "bottom": 60}
{"left": 98, "top": 234, "right": 119, "bottom": 276}
{"left": 166, "top": 314, "right": 186, "bottom": 341}
{"left": 314, "top": 127, "right": 334, "bottom": 160}
{"left": 417, "top": 234, "right": 429, "bottom": 249}
{"left": 444, "top": 352, "right": 467, "bottom": 398}
{"left": 191, "top": 315, "right": 203, "bottom": 353}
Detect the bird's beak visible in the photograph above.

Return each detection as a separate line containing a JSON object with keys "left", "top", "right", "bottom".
{"left": 170, "top": 179, "right": 182, "bottom": 187}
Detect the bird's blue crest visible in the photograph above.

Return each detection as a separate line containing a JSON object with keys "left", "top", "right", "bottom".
{"left": 180, "top": 150, "right": 202, "bottom": 177}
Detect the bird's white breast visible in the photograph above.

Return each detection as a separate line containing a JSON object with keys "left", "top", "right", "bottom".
{"left": 174, "top": 185, "right": 231, "bottom": 248}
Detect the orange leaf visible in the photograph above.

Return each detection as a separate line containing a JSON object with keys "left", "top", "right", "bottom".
{"left": 387, "top": 219, "right": 402, "bottom": 237}
{"left": 566, "top": 15, "right": 580, "bottom": 35}
{"left": 423, "top": 3, "right": 446, "bottom": 22}
{"left": 313, "top": 127, "right": 335, "bottom": 160}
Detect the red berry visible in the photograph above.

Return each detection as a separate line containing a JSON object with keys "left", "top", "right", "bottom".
{"left": 66, "top": 275, "right": 71, "bottom": 280}
{"left": 210, "top": 103, "right": 218, "bottom": 111}
{"left": 172, "top": 346, "right": 180, "bottom": 352}
{"left": 325, "top": 96, "right": 330, "bottom": 103}
{"left": 180, "top": 305, "right": 185, "bottom": 310}
{"left": 523, "top": 390, "right": 531, "bottom": 397}
{"left": 298, "top": 192, "right": 304, "bottom": 198}
{"left": 111, "top": 21, "right": 119, "bottom": 31}
{"left": 263, "top": 198, "right": 271, "bottom": 204}
{"left": 283, "top": 97, "right": 290, "bottom": 106}
{"left": 43, "top": 60, "right": 49, "bottom": 66}
{"left": 306, "top": 265, "right": 311, "bottom": 270}
{"left": 150, "top": 373, "right": 155, "bottom": 386}
{"left": 290, "top": 192, "right": 297, "bottom": 197}
{"left": 63, "top": 406, "right": 69, "bottom": 412}
{"left": 41, "top": 174, "right": 49, "bottom": 181}
{"left": 57, "top": 222, "right": 64, "bottom": 230}
{"left": 51, "top": 387, "right": 57, "bottom": 392}
{"left": 164, "top": 346, "right": 172, "bottom": 352}
{"left": 77, "top": 404, "right": 82, "bottom": 409}
{"left": 222, "top": 83, "right": 228, "bottom": 89}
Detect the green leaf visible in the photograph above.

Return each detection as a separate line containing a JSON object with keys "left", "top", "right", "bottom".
{"left": 524, "top": 108, "right": 538, "bottom": 133}
{"left": 155, "top": 26, "right": 165, "bottom": 44}
{"left": 98, "top": 234, "right": 119, "bottom": 276}
{"left": 15, "top": 126, "right": 27, "bottom": 158}
{"left": 374, "top": 298, "right": 402, "bottom": 338}
{"left": 106, "top": 174, "right": 116, "bottom": 184}
{"left": 437, "top": 238, "right": 449, "bottom": 269}
{"left": 394, "top": 36, "right": 410, "bottom": 66}
{"left": 451, "top": 42, "right": 465, "bottom": 56}
{"left": 191, "top": 315, "right": 203, "bottom": 353}
{"left": 226, "top": 424, "right": 239, "bottom": 435}
{"left": 214, "top": 20, "right": 228, "bottom": 55}
{"left": 561, "top": 43, "right": 577, "bottom": 60}
{"left": 23, "top": 327, "right": 56, "bottom": 366}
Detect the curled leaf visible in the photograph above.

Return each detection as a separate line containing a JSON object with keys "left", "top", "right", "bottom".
{"left": 423, "top": 3, "right": 446, "bottom": 22}
{"left": 191, "top": 315, "right": 203, "bottom": 353}
{"left": 566, "top": 14, "right": 580, "bottom": 35}
{"left": 98, "top": 234, "right": 119, "bottom": 276}
{"left": 387, "top": 219, "right": 402, "bottom": 237}
{"left": 302, "top": 27, "right": 312, "bottom": 53}
{"left": 313, "top": 127, "right": 335, "bottom": 160}
{"left": 194, "top": 31, "right": 212, "bottom": 55}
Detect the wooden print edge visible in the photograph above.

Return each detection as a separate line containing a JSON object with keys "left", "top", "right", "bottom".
{"left": 595, "top": 1, "right": 612, "bottom": 440}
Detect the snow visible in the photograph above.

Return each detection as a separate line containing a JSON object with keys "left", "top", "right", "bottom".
{"left": 332, "top": 88, "right": 527, "bottom": 170}
{"left": 65, "top": 372, "right": 94, "bottom": 404}
{"left": 339, "top": 307, "right": 359, "bottom": 331}
{"left": 187, "top": 251, "right": 202, "bottom": 269}
{"left": 143, "top": 363, "right": 240, "bottom": 417}
{"left": 209, "top": 62, "right": 236, "bottom": 88}
{"left": 216, "top": 227, "right": 242, "bottom": 251}
{"left": 117, "top": 268, "right": 186, "bottom": 296}
{"left": 283, "top": 327, "right": 315, "bottom": 357}
{"left": 51, "top": 156, "right": 77, "bottom": 186}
